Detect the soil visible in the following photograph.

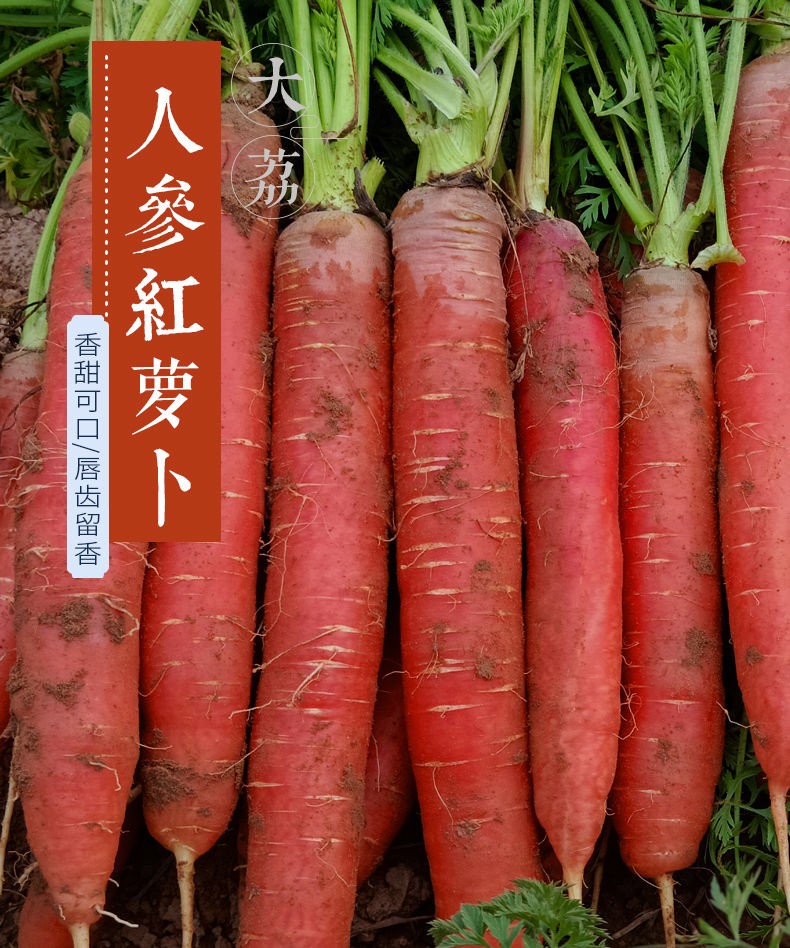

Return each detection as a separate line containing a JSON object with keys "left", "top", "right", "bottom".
{"left": 0, "top": 732, "right": 734, "bottom": 948}
{"left": 0, "top": 196, "right": 48, "bottom": 349}
{"left": 0, "top": 196, "right": 759, "bottom": 948}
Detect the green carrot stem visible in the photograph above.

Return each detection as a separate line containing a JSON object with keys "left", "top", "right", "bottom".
{"left": 0, "top": 13, "right": 86, "bottom": 26}
{"left": 568, "top": 3, "right": 643, "bottom": 200}
{"left": 560, "top": 70, "right": 653, "bottom": 234}
{"left": 485, "top": 28, "right": 519, "bottom": 172}
{"left": 607, "top": 0, "right": 676, "bottom": 221}
{"left": 0, "top": 27, "right": 89, "bottom": 81}
{"left": 19, "top": 145, "right": 85, "bottom": 351}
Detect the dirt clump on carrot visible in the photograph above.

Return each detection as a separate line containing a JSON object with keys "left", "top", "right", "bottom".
{"left": 41, "top": 671, "right": 87, "bottom": 708}
{"left": 38, "top": 598, "right": 90, "bottom": 640}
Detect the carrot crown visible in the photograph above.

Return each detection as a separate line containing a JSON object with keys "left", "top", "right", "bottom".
{"left": 270, "top": 0, "right": 384, "bottom": 211}
{"left": 561, "top": 0, "right": 752, "bottom": 269}
{"left": 510, "top": 0, "right": 570, "bottom": 215}
{"left": 752, "top": 0, "right": 790, "bottom": 52}
{"left": 372, "top": 0, "right": 521, "bottom": 185}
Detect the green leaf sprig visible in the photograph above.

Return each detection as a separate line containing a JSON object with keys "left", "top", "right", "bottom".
{"left": 430, "top": 879, "right": 609, "bottom": 948}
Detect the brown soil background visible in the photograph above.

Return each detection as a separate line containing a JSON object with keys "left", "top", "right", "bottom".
{"left": 0, "top": 195, "right": 745, "bottom": 947}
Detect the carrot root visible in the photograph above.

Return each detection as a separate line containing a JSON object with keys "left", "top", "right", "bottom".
{"left": 174, "top": 843, "right": 196, "bottom": 948}
{"left": 769, "top": 781, "right": 790, "bottom": 912}
{"left": 68, "top": 922, "right": 90, "bottom": 948}
{"left": 657, "top": 873, "right": 676, "bottom": 948}
{"left": 589, "top": 822, "right": 610, "bottom": 917}
{"left": 0, "top": 766, "right": 17, "bottom": 893}
{"left": 564, "top": 871, "right": 583, "bottom": 904}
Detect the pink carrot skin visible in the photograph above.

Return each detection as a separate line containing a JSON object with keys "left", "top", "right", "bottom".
{"left": 10, "top": 159, "right": 147, "bottom": 939}
{"left": 358, "top": 636, "right": 416, "bottom": 885}
{"left": 612, "top": 266, "right": 724, "bottom": 879}
{"left": 138, "top": 99, "right": 279, "bottom": 919}
{"left": 715, "top": 46, "right": 790, "bottom": 902}
{"left": 236, "top": 635, "right": 415, "bottom": 890}
{"left": 505, "top": 215, "right": 622, "bottom": 900}
{"left": 17, "top": 869, "right": 74, "bottom": 948}
{"left": 17, "top": 790, "right": 143, "bottom": 947}
{"left": 240, "top": 210, "right": 392, "bottom": 946}
{"left": 391, "top": 185, "right": 541, "bottom": 920}
{"left": 0, "top": 347, "right": 44, "bottom": 737}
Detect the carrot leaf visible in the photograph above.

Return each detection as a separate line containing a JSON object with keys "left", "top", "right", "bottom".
{"left": 373, "top": 0, "right": 522, "bottom": 184}
{"left": 562, "top": 0, "right": 753, "bottom": 268}
{"left": 706, "top": 721, "right": 790, "bottom": 931}
{"left": 695, "top": 868, "right": 790, "bottom": 947}
{"left": 430, "top": 879, "right": 609, "bottom": 948}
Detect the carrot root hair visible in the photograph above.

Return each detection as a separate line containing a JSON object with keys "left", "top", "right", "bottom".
{"left": 656, "top": 872, "right": 676, "bottom": 948}
{"left": 769, "top": 781, "right": 790, "bottom": 912}
{"left": 0, "top": 766, "right": 17, "bottom": 894}
{"left": 589, "top": 822, "right": 610, "bottom": 917}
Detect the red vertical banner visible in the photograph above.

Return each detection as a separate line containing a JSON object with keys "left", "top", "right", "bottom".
{"left": 93, "top": 41, "right": 221, "bottom": 541}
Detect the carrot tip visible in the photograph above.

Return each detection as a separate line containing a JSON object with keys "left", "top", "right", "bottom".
{"left": 656, "top": 872, "right": 676, "bottom": 948}
{"left": 564, "top": 871, "right": 584, "bottom": 904}
{"left": 173, "top": 843, "right": 196, "bottom": 948}
{"left": 68, "top": 922, "right": 90, "bottom": 948}
{"left": 768, "top": 781, "right": 790, "bottom": 913}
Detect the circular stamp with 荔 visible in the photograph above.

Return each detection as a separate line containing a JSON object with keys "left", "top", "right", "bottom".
{"left": 230, "top": 44, "right": 319, "bottom": 222}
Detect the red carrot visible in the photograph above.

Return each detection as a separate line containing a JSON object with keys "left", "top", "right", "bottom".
{"left": 358, "top": 633, "right": 415, "bottom": 885}
{"left": 614, "top": 265, "right": 724, "bottom": 884}
{"left": 0, "top": 348, "right": 44, "bottom": 740}
{"left": 715, "top": 34, "right": 790, "bottom": 909}
{"left": 8, "top": 9, "right": 215, "bottom": 942}
{"left": 10, "top": 156, "right": 147, "bottom": 947}
{"left": 391, "top": 182, "right": 540, "bottom": 919}
{"left": 501, "top": 2, "right": 622, "bottom": 902}
{"left": 138, "top": 87, "right": 279, "bottom": 947}
{"left": 239, "top": 4, "right": 392, "bottom": 942}
{"left": 375, "top": 4, "right": 541, "bottom": 920}
{"left": 241, "top": 206, "right": 392, "bottom": 945}
{"left": 561, "top": 3, "right": 748, "bottom": 942}
{"left": 505, "top": 217, "right": 622, "bottom": 902}
{"left": 0, "top": 141, "right": 89, "bottom": 747}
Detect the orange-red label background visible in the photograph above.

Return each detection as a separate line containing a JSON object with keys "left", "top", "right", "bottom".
{"left": 93, "top": 41, "right": 221, "bottom": 541}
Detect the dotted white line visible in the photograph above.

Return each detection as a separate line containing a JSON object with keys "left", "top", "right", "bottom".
{"left": 104, "top": 53, "right": 110, "bottom": 320}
